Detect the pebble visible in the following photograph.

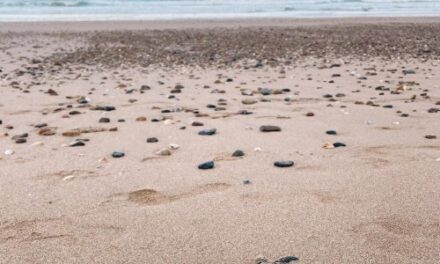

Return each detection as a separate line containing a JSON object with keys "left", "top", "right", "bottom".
{"left": 92, "top": 105, "right": 116, "bottom": 111}
{"left": 333, "top": 142, "right": 347, "bottom": 148}
{"left": 99, "top": 117, "right": 110, "bottom": 123}
{"left": 242, "top": 98, "right": 258, "bottom": 105}
{"left": 198, "top": 161, "right": 214, "bottom": 170}
{"left": 147, "top": 137, "right": 159, "bottom": 143}
{"left": 425, "top": 135, "right": 437, "bottom": 139}
{"left": 232, "top": 149, "right": 245, "bottom": 157}
{"left": 274, "top": 256, "right": 299, "bottom": 263}
{"left": 260, "top": 125, "right": 281, "bottom": 132}
{"left": 198, "top": 128, "right": 216, "bottom": 136}
{"left": 260, "top": 88, "right": 272, "bottom": 96}
{"left": 136, "top": 116, "right": 147, "bottom": 122}
{"left": 191, "top": 121, "right": 204, "bottom": 126}
{"left": 169, "top": 143, "right": 180, "bottom": 150}
{"left": 156, "top": 148, "right": 172, "bottom": 156}
{"left": 4, "top": 149, "right": 14, "bottom": 155}
{"left": 112, "top": 151, "right": 125, "bottom": 158}
{"left": 35, "top": 123, "right": 48, "bottom": 128}
{"left": 38, "top": 127, "right": 57, "bottom": 136}
{"left": 15, "top": 138, "right": 27, "bottom": 144}
{"left": 242, "top": 179, "right": 252, "bottom": 185}
{"left": 326, "top": 130, "right": 337, "bottom": 135}
{"left": 69, "top": 140, "right": 85, "bottom": 147}
{"left": 402, "top": 69, "right": 416, "bottom": 75}
{"left": 274, "top": 160, "right": 294, "bottom": 168}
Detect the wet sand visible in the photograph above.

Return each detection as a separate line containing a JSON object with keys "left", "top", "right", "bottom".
{"left": 0, "top": 18, "right": 439, "bottom": 264}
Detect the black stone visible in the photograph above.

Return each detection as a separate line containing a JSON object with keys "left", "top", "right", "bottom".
{"left": 326, "top": 130, "right": 337, "bottom": 135}
{"left": 260, "top": 125, "right": 281, "bottom": 132}
{"left": 147, "top": 137, "right": 159, "bottom": 143}
{"left": 112, "top": 151, "right": 125, "bottom": 158}
{"left": 198, "top": 161, "right": 214, "bottom": 170}
{"left": 198, "top": 128, "right": 216, "bottom": 136}
{"left": 274, "top": 160, "right": 294, "bottom": 168}
{"left": 232, "top": 150, "right": 245, "bottom": 157}
{"left": 333, "top": 142, "right": 346, "bottom": 148}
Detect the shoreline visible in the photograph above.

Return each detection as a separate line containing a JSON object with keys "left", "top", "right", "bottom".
{"left": 1, "top": 16, "right": 440, "bottom": 32}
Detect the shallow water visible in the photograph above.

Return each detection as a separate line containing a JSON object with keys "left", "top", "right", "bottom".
{"left": 1, "top": 0, "right": 440, "bottom": 21}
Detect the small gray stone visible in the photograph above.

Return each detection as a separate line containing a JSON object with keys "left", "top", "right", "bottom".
{"left": 232, "top": 150, "right": 245, "bottom": 157}
{"left": 198, "top": 128, "right": 216, "bottom": 136}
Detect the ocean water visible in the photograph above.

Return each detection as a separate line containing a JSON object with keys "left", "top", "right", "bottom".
{"left": 0, "top": 0, "right": 440, "bottom": 21}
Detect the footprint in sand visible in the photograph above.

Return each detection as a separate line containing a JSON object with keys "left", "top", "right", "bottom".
{"left": 112, "top": 182, "right": 231, "bottom": 206}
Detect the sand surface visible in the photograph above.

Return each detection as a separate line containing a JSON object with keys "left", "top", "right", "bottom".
{"left": 0, "top": 19, "right": 439, "bottom": 264}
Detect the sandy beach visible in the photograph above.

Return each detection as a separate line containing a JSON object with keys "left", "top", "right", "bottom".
{"left": 0, "top": 18, "right": 439, "bottom": 263}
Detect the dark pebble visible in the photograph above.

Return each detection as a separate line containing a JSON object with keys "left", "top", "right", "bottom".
{"left": 232, "top": 150, "right": 245, "bottom": 157}
{"left": 198, "top": 128, "right": 216, "bottom": 136}
{"left": 274, "top": 160, "right": 294, "bottom": 168}
{"left": 147, "top": 137, "right": 159, "bottom": 143}
{"left": 326, "top": 130, "right": 337, "bottom": 135}
{"left": 112, "top": 151, "right": 125, "bottom": 158}
{"left": 15, "top": 138, "right": 27, "bottom": 144}
{"left": 93, "top": 106, "right": 116, "bottom": 111}
{"left": 242, "top": 179, "right": 252, "bottom": 185}
{"left": 333, "top": 142, "right": 346, "bottom": 148}
{"left": 35, "top": 123, "right": 47, "bottom": 128}
{"left": 275, "top": 256, "right": 299, "bottom": 263}
{"left": 198, "top": 161, "right": 214, "bottom": 170}
{"left": 99, "top": 117, "right": 110, "bottom": 123}
{"left": 260, "top": 125, "right": 281, "bottom": 132}
{"left": 191, "top": 121, "right": 204, "bottom": 126}
{"left": 69, "top": 141, "right": 85, "bottom": 147}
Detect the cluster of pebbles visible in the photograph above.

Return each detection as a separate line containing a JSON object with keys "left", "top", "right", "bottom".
{"left": 42, "top": 23, "right": 440, "bottom": 69}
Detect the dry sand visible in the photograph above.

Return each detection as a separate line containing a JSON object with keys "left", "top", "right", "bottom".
{"left": 0, "top": 19, "right": 439, "bottom": 263}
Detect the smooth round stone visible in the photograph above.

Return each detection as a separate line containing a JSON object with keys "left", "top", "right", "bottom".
{"left": 326, "top": 130, "right": 337, "bottom": 135}
{"left": 260, "top": 88, "right": 272, "bottom": 96}
{"left": 99, "top": 117, "right": 110, "bottom": 123}
{"left": 77, "top": 97, "right": 88, "bottom": 104}
{"left": 232, "top": 150, "right": 245, "bottom": 157}
{"left": 146, "top": 137, "right": 159, "bottom": 143}
{"left": 242, "top": 98, "right": 258, "bottom": 105}
{"left": 274, "top": 160, "right": 294, "bottom": 168}
{"left": 333, "top": 142, "right": 346, "bottom": 148}
{"left": 198, "top": 161, "right": 214, "bottom": 170}
{"left": 112, "top": 151, "right": 125, "bottom": 158}
{"left": 260, "top": 125, "right": 281, "bottom": 132}
{"left": 198, "top": 128, "right": 216, "bottom": 136}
